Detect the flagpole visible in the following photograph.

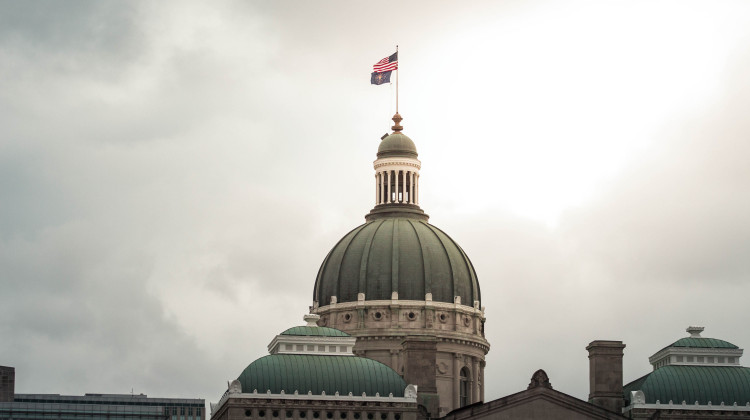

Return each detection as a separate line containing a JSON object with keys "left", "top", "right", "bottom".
{"left": 396, "top": 45, "right": 399, "bottom": 114}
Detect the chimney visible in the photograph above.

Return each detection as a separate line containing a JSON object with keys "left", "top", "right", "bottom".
{"left": 587, "top": 340, "right": 625, "bottom": 414}
{"left": 0, "top": 366, "right": 14, "bottom": 402}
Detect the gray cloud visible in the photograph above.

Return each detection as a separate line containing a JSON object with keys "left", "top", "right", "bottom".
{"left": 2, "top": 0, "right": 750, "bottom": 410}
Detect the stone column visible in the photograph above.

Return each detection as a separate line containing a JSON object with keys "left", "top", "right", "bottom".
{"left": 410, "top": 172, "right": 415, "bottom": 204}
{"left": 453, "top": 353, "right": 461, "bottom": 409}
{"left": 480, "top": 360, "right": 486, "bottom": 402}
{"left": 402, "top": 170, "right": 406, "bottom": 203}
{"left": 390, "top": 349, "right": 399, "bottom": 372}
{"left": 415, "top": 174, "right": 419, "bottom": 205}
{"left": 394, "top": 170, "right": 399, "bottom": 203}
{"left": 472, "top": 357, "right": 480, "bottom": 403}
{"left": 379, "top": 172, "right": 384, "bottom": 204}
{"left": 386, "top": 171, "right": 391, "bottom": 203}
{"left": 375, "top": 173, "right": 378, "bottom": 205}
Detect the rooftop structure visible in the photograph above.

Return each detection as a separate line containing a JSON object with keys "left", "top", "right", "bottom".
{"left": 623, "top": 327, "right": 750, "bottom": 418}
{"left": 211, "top": 316, "right": 418, "bottom": 420}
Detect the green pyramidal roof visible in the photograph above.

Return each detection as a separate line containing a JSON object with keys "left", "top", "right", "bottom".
{"left": 624, "top": 365, "right": 750, "bottom": 405}
{"left": 280, "top": 326, "right": 350, "bottom": 337}
{"left": 238, "top": 355, "right": 406, "bottom": 396}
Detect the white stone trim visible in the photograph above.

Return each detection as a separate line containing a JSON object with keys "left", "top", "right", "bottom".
{"left": 373, "top": 157, "right": 421, "bottom": 170}
{"left": 648, "top": 346, "right": 743, "bottom": 368}
{"left": 212, "top": 386, "right": 418, "bottom": 415}
{"left": 313, "top": 299, "right": 484, "bottom": 316}
{"left": 267, "top": 335, "right": 357, "bottom": 356}
{"left": 624, "top": 401, "right": 750, "bottom": 413}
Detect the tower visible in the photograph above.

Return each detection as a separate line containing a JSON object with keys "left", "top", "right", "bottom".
{"left": 312, "top": 114, "right": 490, "bottom": 417}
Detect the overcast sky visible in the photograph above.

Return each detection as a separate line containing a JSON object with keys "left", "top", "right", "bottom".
{"left": 2, "top": 0, "right": 750, "bottom": 407}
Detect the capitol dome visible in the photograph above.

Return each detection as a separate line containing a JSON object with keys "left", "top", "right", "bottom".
{"left": 313, "top": 217, "right": 480, "bottom": 306}
{"left": 309, "top": 113, "right": 489, "bottom": 417}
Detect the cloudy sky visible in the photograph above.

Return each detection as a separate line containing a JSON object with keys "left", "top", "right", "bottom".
{"left": 2, "top": 0, "right": 750, "bottom": 407}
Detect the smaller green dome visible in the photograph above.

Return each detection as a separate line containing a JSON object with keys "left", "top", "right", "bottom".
{"left": 624, "top": 366, "right": 750, "bottom": 405}
{"left": 670, "top": 337, "right": 738, "bottom": 349}
{"left": 377, "top": 133, "right": 418, "bottom": 158}
{"left": 238, "top": 355, "right": 406, "bottom": 396}
{"left": 280, "top": 326, "right": 350, "bottom": 337}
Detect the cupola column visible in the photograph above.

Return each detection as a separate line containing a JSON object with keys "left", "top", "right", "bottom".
{"left": 387, "top": 171, "right": 392, "bottom": 203}
{"left": 415, "top": 174, "right": 419, "bottom": 205}
{"left": 402, "top": 170, "right": 407, "bottom": 203}
{"left": 377, "top": 172, "right": 381, "bottom": 205}
{"left": 394, "top": 171, "right": 399, "bottom": 203}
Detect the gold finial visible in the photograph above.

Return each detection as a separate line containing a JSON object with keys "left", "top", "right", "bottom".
{"left": 391, "top": 113, "right": 403, "bottom": 133}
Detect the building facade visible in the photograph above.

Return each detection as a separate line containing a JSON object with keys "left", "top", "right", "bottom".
{"left": 0, "top": 391, "right": 204, "bottom": 420}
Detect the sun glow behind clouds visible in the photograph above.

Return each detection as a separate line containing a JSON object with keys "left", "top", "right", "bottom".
{"left": 405, "top": 1, "right": 746, "bottom": 225}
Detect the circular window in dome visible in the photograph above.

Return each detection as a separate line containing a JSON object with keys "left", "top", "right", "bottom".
{"left": 327, "top": 412, "right": 333, "bottom": 419}
{"left": 367, "top": 414, "right": 373, "bottom": 420}
{"left": 381, "top": 414, "right": 387, "bottom": 420}
{"left": 463, "top": 316, "right": 471, "bottom": 327}
{"left": 340, "top": 413, "right": 347, "bottom": 419}
{"left": 407, "top": 311, "right": 416, "bottom": 321}
{"left": 245, "top": 410, "right": 252, "bottom": 417}
{"left": 259, "top": 411, "right": 266, "bottom": 418}
{"left": 313, "top": 412, "right": 320, "bottom": 419}
{"left": 343, "top": 313, "right": 352, "bottom": 323}
{"left": 300, "top": 412, "right": 307, "bottom": 418}
{"left": 373, "top": 311, "right": 383, "bottom": 321}
{"left": 354, "top": 414, "right": 360, "bottom": 419}
{"left": 286, "top": 411, "right": 293, "bottom": 418}
{"left": 438, "top": 313, "right": 448, "bottom": 323}
{"left": 273, "top": 411, "right": 279, "bottom": 418}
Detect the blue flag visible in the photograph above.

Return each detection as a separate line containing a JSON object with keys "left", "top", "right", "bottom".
{"left": 371, "top": 71, "right": 392, "bottom": 85}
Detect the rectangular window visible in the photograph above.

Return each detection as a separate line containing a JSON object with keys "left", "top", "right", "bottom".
{"left": 718, "top": 357, "right": 725, "bottom": 363}
{"left": 285, "top": 344, "right": 293, "bottom": 350}
{"left": 307, "top": 345, "right": 315, "bottom": 351}
{"left": 296, "top": 345, "right": 304, "bottom": 351}
{"left": 676, "top": 356, "right": 683, "bottom": 362}
{"left": 339, "top": 346, "right": 347, "bottom": 352}
{"left": 697, "top": 357, "right": 704, "bottom": 363}
{"left": 729, "top": 357, "right": 736, "bottom": 363}
{"left": 687, "top": 356, "right": 694, "bottom": 362}
{"left": 318, "top": 346, "right": 325, "bottom": 351}
{"left": 329, "top": 346, "right": 336, "bottom": 352}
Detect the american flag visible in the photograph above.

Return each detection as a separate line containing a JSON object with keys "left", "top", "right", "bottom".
{"left": 373, "top": 52, "right": 398, "bottom": 73}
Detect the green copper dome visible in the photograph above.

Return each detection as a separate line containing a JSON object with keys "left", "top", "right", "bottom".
{"left": 670, "top": 337, "right": 739, "bottom": 349}
{"left": 313, "top": 217, "right": 480, "bottom": 306}
{"left": 377, "top": 133, "right": 418, "bottom": 158}
{"left": 624, "top": 366, "right": 750, "bottom": 405}
{"left": 280, "top": 326, "right": 351, "bottom": 337}
{"left": 238, "top": 355, "right": 407, "bottom": 396}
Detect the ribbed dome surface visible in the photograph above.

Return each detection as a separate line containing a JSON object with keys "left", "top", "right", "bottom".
{"left": 377, "top": 133, "right": 418, "bottom": 158}
{"left": 313, "top": 218, "right": 480, "bottom": 306}
{"left": 238, "top": 355, "right": 406, "bottom": 396}
{"left": 280, "top": 326, "right": 350, "bottom": 337}
{"left": 624, "top": 366, "right": 750, "bottom": 405}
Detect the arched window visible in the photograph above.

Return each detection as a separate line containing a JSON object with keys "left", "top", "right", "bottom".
{"left": 460, "top": 367, "right": 470, "bottom": 407}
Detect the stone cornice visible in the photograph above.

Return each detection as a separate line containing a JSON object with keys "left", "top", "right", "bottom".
{"left": 314, "top": 299, "right": 485, "bottom": 317}
{"left": 374, "top": 157, "right": 421, "bottom": 170}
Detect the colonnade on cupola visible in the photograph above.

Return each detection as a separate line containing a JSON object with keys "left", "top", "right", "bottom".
{"left": 374, "top": 163, "right": 420, "bottom": 206}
